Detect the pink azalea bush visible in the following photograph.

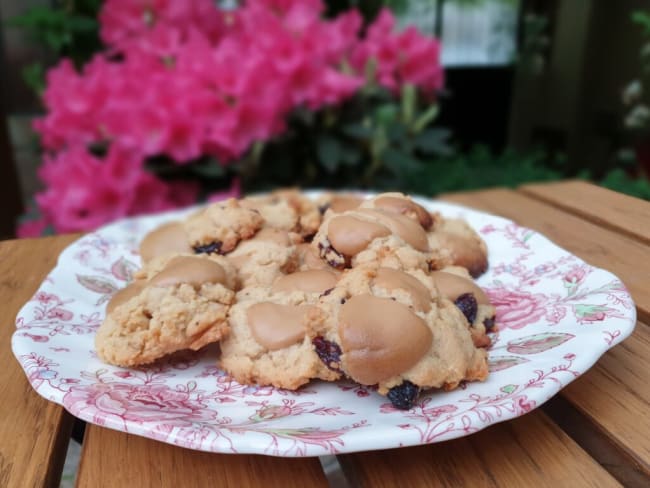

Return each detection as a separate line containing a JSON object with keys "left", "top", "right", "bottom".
{"left": 20, "top": 0, "right": 443, "bottom": 237}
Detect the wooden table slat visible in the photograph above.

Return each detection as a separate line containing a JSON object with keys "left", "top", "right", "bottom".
{"left": 521, "top": 181, "right": 650, "bottom": 245}
{"left": 76, "top": 427, "right": 329, "bottom": 488}
{"left": 559, "top": 320, "right": 650, "bottom": 474}
{"left": 1, "top": 236, "right": 79, "bottom": 488}
{"left": 338, "top": 411, "right": 620, "bottom": 488}
{"left": 441, "top": 188, "right": 650, "bottom": 323}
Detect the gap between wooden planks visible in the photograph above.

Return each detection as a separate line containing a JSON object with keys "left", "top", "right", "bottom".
{"left": 76, "top": 426, "right": 328, "bottom": 488}
{"left": 0, "top": 236, "right": 79, "bottom": 488}
{"left": 442, "top": 186, "right": 650, "bottom": 485}
{"left": 520, "top": 180, "right": 650, "bottom": 247}
{"left": 336, "top": 411, "right": 619, "bottom": 487}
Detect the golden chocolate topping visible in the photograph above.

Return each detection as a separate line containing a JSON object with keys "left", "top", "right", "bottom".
{"left": 373, "top": 268, "right": 431, "bottom": 312}
{"left": 432, "top": 271, "right": 489, "bottom": 304}
{"left": 296, "top": 243, "right": 329, "bottom": 270}
{"left": 374, "top": 195, "right": 433, "bottom": 230}
{"left": 338, "top": 295, "right": 432, "bottom": 384}
{"left": 149, "top": 256, "right": 228, "bottom": 289}
{"left": 139, "top": 222, "right": 192, "bottom": 263}
{"left": 327, "top": 216, "right": 390, "bottom": 256}
{"left": 272, "top": 270, "right": 338, "bottom": 294}
{"left": 247, "top": 302, "right": 315, "bottom": 350}
{"left": 106, "top": 281, "right": 146, "bottom": 314}
{"left": 357, "top": 209, "right": 429, "bottom": 252}
{"left": 328, "top": 195, "right": 364, "bottom": 214}
{"left": 434, "top": 233, "right": 488, "bottom": 278}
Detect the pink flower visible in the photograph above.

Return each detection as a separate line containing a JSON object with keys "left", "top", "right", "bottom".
{"left": 352, "top": 8, "right": 443, "bottom": 95}
{"left": 34, "top": 145, "right": 199, "bottom": 233}
{"left": 63, "top": 382, "right": 216, "bottom": 428}
{"left": 16, "top": 218, "right": 49, "bottom": 238}
{"left": 563, "top": 266, "right": 587, "bottom": 285}
{"left": 513, "top": 395, "right": 536, "bottom": 415}
{"left": 46, "top": 307, "right": 74, "bottom": 321}
{"left": 486, "top": 287, "right": 548, "bottom": 330}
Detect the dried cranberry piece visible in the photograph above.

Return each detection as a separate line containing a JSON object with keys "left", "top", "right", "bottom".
{"left": 313, "top": 336, "right": 342, "bottom": 372}
{"left": 483, "top": 316, "right": 496, "bottom": 332}
{"left": 387, "top": 381, "right": 420, "bottom": 410}
{"left": 454, "top": 293, "right": 477, "bottom": 324}
{"left": 319, "top": 287, "right": 334, "bottom": 298}
{"left": 193, "top": 241, "right": 223, "bottom": 255}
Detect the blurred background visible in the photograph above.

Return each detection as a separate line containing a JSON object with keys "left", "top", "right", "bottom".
{"left": 2, "top": 0, "right": 650, "bottom": 240}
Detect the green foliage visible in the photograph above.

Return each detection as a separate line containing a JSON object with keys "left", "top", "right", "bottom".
{"left": 243, "top": 84, "right": 453, "bottom": 192}
{"left": 632, "top": 10, "right": 650, "bottom": 36}
{"left": 599, "top": 169, "right": 650, "bottom": 201}
{"left": 403, "top": 145, "right": 562, "bottom": 196}
{"left": 7, "top": 0, "right": 102, "bottom": 92}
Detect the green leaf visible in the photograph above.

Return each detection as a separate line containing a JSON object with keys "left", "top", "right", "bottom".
{"left": 316, "top": 135, "right": 342, "bottom": 173}
{"left": 386, "top": 122, "right": 408, "bottom": 143}
{"left": 382, "top": 147, "right": 423, "bottom": 175}
{"left": 340, "top": 144, "right": 362, "bottom": 167}
{"left": 415, "top": 128, "right": 454, "bottom": 156}
{"left": 190, "top": 159, "right": 226, "bottom": 179}
{"left": 21, "top": 62, "right": 45, "bottom": 94}
{"left": 374, "top": 103, "right": 399, "bottom": 126}
{"left": 412, "top": 104, "right": 440, "bottom": 133}
{"left": 341, "top": 123, "right": 373, "bottom": 140}
{"left": 500, "top": 384, "right": 517, "bottom": 394}
{"left": 401, "top": 84, "right": 417, "bottom": 124}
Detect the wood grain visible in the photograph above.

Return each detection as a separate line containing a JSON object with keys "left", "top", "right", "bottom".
{"left": 338, "top": 411, "right": 619, "bottom": 487}
{"left": 76, "top": 426, "right": 329, "bottom": 488}
{"left": 0, "top": 235, "right": 80, "bottom": 487}
{"left": 558, "top": 321, "right": 650, "bottom": 476}
{"left": 441, "top": 188, "right": 650, "bottom": 323}
{"left": 521, "top": 181, "right": 650, "bottom": 245}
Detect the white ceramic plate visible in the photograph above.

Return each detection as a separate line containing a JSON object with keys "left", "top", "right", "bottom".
{"left": 12, "top": 193, "right": 636, "bottom": 456}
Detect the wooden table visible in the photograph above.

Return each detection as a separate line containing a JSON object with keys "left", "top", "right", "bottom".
{"left": 1, "top": 181, "right": 648, "bottom": 487}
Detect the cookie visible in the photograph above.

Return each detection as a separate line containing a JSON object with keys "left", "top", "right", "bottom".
{"left": 226, "top": 228, "right": 299, "bottom": 288}
{"left": 359, "top": 192, "right": 436, "bottom": 231}
{"left": 428, "top": 217, "right": 488, "bottom": 277}
{"left": 431, "top": 268, "right": 495, "bottom": 348}
{"left": 313, "top": 265, "right": 489, "bottom": 408}
{"left": 139, "top": 221, "right": 193, "bottom": 264}
{"left": 312, "top": 206, "right": 435, "bottom": 272}
{"left": 183, "top": 198, "right": 264, "bottom": 254}
{"left": 316, "top": 193, "right": 365, "bottom": 216}
{"left": 96, "top": 255, "right": 235, "bottom": 367}
{"left": 240, "top": 189, "right": 321, "bottom": 239}
{"left": 219, "top": 270, "right": 341, "bottom": 390}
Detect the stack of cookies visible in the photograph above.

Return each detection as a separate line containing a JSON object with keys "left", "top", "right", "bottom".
{"left": 96, "top": 191, "right": 495, "bottom": 409}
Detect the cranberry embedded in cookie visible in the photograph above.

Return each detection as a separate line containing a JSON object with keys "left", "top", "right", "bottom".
{"left": 184, "top": 198, "right": 264, "bottom": 255}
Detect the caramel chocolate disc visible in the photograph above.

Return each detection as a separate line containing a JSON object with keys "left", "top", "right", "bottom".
{"left": 374, "top": 195, "right": 433, "bottom": 230}
{"left": 435, "top": 233, "right": 488, "bottom": 278}
{"left": 139, "top": 222, "right": 192, "bottom": 263}
{"left": 328, "top": 216, "right": 390, "bottom": 256}
{"left": 106, "top": 281, "right": 146, "bottom": 314}
{"left": 357, "top": 209, "right": 429, "bottom": 252}
{"left": 374, "top": 268, "right": 432, "bottom": 312}
{"left": 328, "top": 195, "right": 364, "bottom": 214}
{"left": 149, "top": 256, "right": 228, "bottom": 289}
{"left": 247, "top": 302, "right": 315, "bottom": 350}
{"left": 338, "top": 295, "right": 432, "bottom": 384}
{"left": 296, "top": 243, "right": 329, "bottom": 270}
{"left": 432, "top": 271, "right": 489, "bottom": 304}
{"left": 272, "top": 270, "right": 338, "bottom": 294}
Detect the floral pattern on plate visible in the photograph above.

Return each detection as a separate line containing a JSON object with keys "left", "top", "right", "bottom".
{"left": 11, "top": 194, "right": 636, "bottom": 457}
